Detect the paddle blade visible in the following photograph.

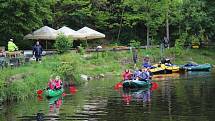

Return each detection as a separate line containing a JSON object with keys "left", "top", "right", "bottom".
{"left": 151, "top": 82, "right": 159, "bottom": 91}
{"left": 37, "top": 95, "right": 43, "bottom": 101}
{"left": 70, "top": 86, "right": 77, "bottom": 95}
{"left": 114, "top": 82, "right": 123, "bottom": 90}
{"left": 37, "top": 90, "right": 43, "bottom": 95}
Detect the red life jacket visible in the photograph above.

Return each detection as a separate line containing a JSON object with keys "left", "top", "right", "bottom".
{"left": 123, "top": 72, "right": 131, "bottom": 80}
{"left": 55, "top": 80, "right": 62, "bottom": 89}
{"left": 48, "top": 80, "right": 55, "bottom": 90}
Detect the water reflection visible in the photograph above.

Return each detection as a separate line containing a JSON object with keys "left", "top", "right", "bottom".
{"left": 122, "top": 89, "right": 152, "bottom": 105}
{"left": 35, "top": 95, "right": 64, "bottom": 121}
{"left": 181, "top": 71, "right": 212, "bottom": 79}
{"left": 119, "top": 83, "right": 158, "bottom": 105}
{"left": 1, "top": 73, "right": 215, "bottom": 121}
{"left": 48, "top": 95, "right": 63, "bottom": 118}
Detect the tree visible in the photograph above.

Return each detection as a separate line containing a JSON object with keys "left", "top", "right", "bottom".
{"left": 123, "top": 0, "right": 165, "bottom": 47}
{"left": 0, "top": 0, "right": 54, "bottom": 48}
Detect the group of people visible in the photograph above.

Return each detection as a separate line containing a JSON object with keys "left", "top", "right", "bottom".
{"left": 48, "top": 75, "right": 63, "bottom": 90}
{"left": 122, "top": 68, "right": 152, "bottom": 81}
{"left": 7, "top": 39, "right": 43, "bottom": 61}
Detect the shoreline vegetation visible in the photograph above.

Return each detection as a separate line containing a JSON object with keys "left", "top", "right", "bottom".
{"left": 0, "top": 47, "right": 215, "bottom": 103}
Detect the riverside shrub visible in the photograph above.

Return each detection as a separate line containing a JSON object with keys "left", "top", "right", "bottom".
{"left": 54, "top": 34, "right": 73, "bottom": 54}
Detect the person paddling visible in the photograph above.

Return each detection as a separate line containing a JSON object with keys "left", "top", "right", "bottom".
{"left": 132, "top": 69, "right": 142, "bottom": 80}
{"left": 122, "top": 69, "right": 132, "bottom": 81}
{"left": 48, "top": 75, "right": 55, "bottom": 90}
{"left": 48, "top": 76, "right": 63, "bottom": 90}
{"left": 54, "top": 76, "right": 63, "bottom": 90}
{"left": 137, "top": 68, "right": 150, "bottom": 81}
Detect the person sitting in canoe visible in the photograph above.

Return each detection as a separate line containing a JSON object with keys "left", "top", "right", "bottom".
{"left": 137, "top": 68, "right": 150, "bottom": 81}
{"left": 48, "top": 75, "right": 55, "bottom": 90}
{"left": 54, "top": 76, "right": 63, "bottom": 90}
{"left": 145, "top": 67, "right": 153, "bottom": 79}
{"left": 142, "top": 55, "right": 152, "bottom": 68}
{"left": 122, "top": 69, "right": 132, "bottom": 81}
{"left": 132, "top": 69, "right": 142, "bottom": 80}
{"left": 48, "top": 76, "right": 63, "bottom": 90}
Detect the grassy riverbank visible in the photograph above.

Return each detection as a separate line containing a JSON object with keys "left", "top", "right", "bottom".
{"left": 0, "top": 47, "right": 214, "bottom": 102}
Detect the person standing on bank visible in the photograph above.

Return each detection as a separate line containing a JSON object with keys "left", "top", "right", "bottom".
{"left": 132, "top": 48, "right": 138, "bottom": 68}
{"left": 8, "top": 38, "right": 18, "bottom": 52}
{"left": 33, "top": 41, "right": 43, "bottom": 62}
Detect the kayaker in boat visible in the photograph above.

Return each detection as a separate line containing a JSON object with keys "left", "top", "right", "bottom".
{"left": 122, "top": 69, "right": 132, "bottom": 81}
{"left": 48, "top": 76, "right": 63, "bottom": 90}
{"left": 48, "top": 75, "right": 55, "bottom": 90}
{"left": 132, "top": 69, "right": 142, "bottom": 80}
{"left": 54, "top": 76, "right": 63, "bottom": 90}
{"left": 137, "top": 68, "right": 150, "bottom": 81}
{"left": 142, "top": 55, "right": 152, "bottom": 68}
{"left": 145, "top": 67, "right": 153, "bottom": 79}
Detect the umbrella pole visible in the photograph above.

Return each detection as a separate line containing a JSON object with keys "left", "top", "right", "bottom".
{"left": 46, "top": 40, "right": 48, "bottom": 49}
{"left": 85, "top": 40, "right": 88, "bottom": 48}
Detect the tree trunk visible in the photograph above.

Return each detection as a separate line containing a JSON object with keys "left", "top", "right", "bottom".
{"left": 147, "top": 26, "right": 150, "bottom": 48}
{"left": 166, "top": 11, "right": 170, "bottom": 48}
{"left": 116, "top": 7, "right": 125, "bottom": 43}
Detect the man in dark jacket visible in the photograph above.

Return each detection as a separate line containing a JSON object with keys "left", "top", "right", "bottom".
{"left": 33, "top": 41, "right": 43, "bottom": 62}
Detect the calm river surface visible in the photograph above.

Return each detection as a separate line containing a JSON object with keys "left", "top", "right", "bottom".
{"left": 0, "top": 71, "right": 215, "bottom": 121}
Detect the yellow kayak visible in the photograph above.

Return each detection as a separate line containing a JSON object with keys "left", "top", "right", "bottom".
{"left": 165, "top": 65, "right": 180, "bottom": 73}
{"left": 150, "top": 64, "right": 180, "bottom": 74}
{"left": 149, "top": 64, "right": 166, "bottom": 74}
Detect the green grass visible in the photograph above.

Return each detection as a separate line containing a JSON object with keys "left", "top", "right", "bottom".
{"left": 0, "top": 47, "right": 214, "bottom": 102}
{"left": 0, "top": 56, "right": 59, "bottom": 102}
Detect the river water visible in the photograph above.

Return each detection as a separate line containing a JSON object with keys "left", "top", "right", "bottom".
{"left": 0, "top": 71, "right": 215, "bottom": 121}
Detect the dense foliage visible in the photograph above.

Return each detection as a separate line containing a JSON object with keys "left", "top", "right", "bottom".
{"left": 0, "top": 0, "right": 214, "bottom": 49}
{"left": 54, "top": 34, "right": 73, "bottom": 53}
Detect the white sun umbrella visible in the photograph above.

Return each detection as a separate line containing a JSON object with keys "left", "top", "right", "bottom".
{"left": 77, "top": 27, "right": 105, "bottom": 40}
{"left": 24, "top": 26, "right": 58, "bottom": 49}
{"left": 57, "top": 26, "right": 86, "bottom": 40}
{"left": 24, "top": 26, "right": 57, "bottom": 40}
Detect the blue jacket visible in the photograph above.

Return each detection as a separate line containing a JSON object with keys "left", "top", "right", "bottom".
{"left": 138, "top": 72, "right": 149, "bottom": 80}
{"left": 132, "top": 70, "right": 142, "bottom": 79}
{"left": 33, "top": 45, "right": 43, "bottom": 56}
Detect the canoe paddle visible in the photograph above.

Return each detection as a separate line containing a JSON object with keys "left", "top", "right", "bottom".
{"left": 150, "top": 82, "right": 159, "bottom": 91}
{"left": 36, "top": 88, "right": 47, "bottom": 95}
{"left": 69, "top": 86, "right": 77, "bottom": 95}
{"left": 114, "top": 81, "right": 123, "bottom": 90}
